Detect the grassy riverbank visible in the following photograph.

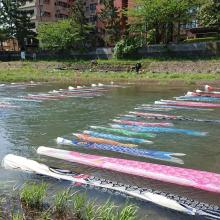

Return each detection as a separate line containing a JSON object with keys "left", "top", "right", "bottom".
{"left": 1, "top": 58, "right": 220, "bottom": 84}
{"left": 2, "top": 182, "right": 138, "bottom": 220}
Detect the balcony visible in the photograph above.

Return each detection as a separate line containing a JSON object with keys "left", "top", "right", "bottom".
{"left": 39, "top": 0, "right": 50, "bottom": 5}
{"left": 55, "top": 13, "right": 69, "bottom": 19}
{"left": 55, "top": 0, "right": 70, "bottom": 4}
{"left": 20, "top": 0, "right": 36, "bottom": 9}
{"left": 55, "top": 1, "right": 70, "bottom": 9}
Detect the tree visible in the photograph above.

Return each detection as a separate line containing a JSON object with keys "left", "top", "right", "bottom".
{"left": 70, "top": 0, "right": 95, "bottom": 49}
{"left": 98, "top": 0, "right": 121, "bottom": 46}
{"left": 38, "top": 0, "right": 94, "bottom": 51}
{"left": 37, "top": 20, "right": 75, "bottom": 50}
{"left": 0, "top": 29, "right": 8, "bottom": 50}
{"left": 0, "top": 0, "right": 35, "bottom": 48}
{"left": 198, "top": 0, "right": 220, "bottom": 27}
{"left": 127, "top": 0, "right": 203, "bottom": 44}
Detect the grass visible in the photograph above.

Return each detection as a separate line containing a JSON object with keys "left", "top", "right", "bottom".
{"left": 0, "top": 66, "right": 220, "bottom": 83}
{"left": 1, "top": 58, "right": 220, "bottom": 83}
{"left": 39, "top": 209, "right": 52, "bottom": 220}
{"left": 117, "top": 204, "right": 138, "bottom": 220}
{"left": 71, "top": 194, "right": 138, "bottom": 220}
{"left": 2, "top": 183, "right": 139, "bottom": 220}
{"left": 11, "top": 212, "right": 23, "bottom": 220}
{"left": 95, "top": 200, "right": 116, "bottom": 220}
{"left": 82, "top": 199, "right": 96, "bottom": 220}
{"left": 72, "top": 193, "right": 87, "bottom": 218}
{"left": 20, "top": 182, "right": 47, "bottom": 209}
{"left": 53, "top": 188, "right": 73, "bottom": 214}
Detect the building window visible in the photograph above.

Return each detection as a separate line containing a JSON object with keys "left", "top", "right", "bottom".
{"left": 90, "top": 3, "right": 97, "bottom": 13}
{"left": 86, "top": 6, "right": 89, "bottom": 12}
{"left": 55, "top": 1, "right": 70, "bottom": 8}
{"left": 55, "top": 13, "right": 68, "bottom": 18}
{"left": 89, "top": 15, "right": 97, "bottom": 22}
{"left": 43, "top": 0, "right": 50, "bottom": 4}
{"left": 181, "top": 20, "right": 198, "bottom": 29}
{"left": 42, "top": 11, "right": 51, "bottom": 17}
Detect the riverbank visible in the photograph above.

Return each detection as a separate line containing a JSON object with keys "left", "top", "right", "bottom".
{"left": 1, "top": 182, "right": 138, "bottom": 220}
{"left": 0, "top": 58, "right": 220, "bottom": 84}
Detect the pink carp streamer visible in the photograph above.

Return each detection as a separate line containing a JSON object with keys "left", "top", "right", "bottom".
{"left": 113, "top": 119, "right": 173, "bottom": 127}
{"left": 129, "top": 111, "right": 177, "bottom": 118}
{"left": 37, "top": 147, "right": 220, "bottom": 194}
{"left": 156, "top": 100, "right": 220, "bottom": 108}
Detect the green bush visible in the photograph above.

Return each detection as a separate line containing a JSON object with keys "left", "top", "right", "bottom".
{"left": 113, "top": 37, "right": 140, "bottom": 59}
{"left": 147, "top": 29, "right": 156, "bottom": 44}
{"left": 183, "top": 36, "right": 220, "bottom": 43}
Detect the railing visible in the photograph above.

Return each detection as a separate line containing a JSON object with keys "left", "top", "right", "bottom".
{"left": 20, "top": 1, "right": 36, "bottom": 9}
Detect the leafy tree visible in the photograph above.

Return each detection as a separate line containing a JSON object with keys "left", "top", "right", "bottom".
{"left": 38, "top": 0, "right": 94, "bottom": 51}
{"left": 127, "top": 0, "right": 203, "bottom": 43}
{"left": 113, "top": 36, "right": 141, "bottom": 58}
{"left": 0, "top": 29, "right": 8, "bottom": 50}
{"left": 0, "top": 0, "right": 35, "bottom": 48}
{"left": 98, "top": 0, "right": 121, "bottom": 46}
{"left": 70, "top": 0, "right": 95, "bottom": 49}
{"left": 198, "top": 0, "right": 220, "bottom": 27}
{"left": 37, "top": 20, "right": 75, "bottom": 50}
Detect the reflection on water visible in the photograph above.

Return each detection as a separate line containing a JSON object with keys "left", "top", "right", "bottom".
{"left": 0, "top": 83, "right": 220, "bottom": 219}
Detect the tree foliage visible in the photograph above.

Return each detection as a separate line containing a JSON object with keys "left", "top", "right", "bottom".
{"left": 37, "top": 20, "right": 74, "bottom": 50}
{"left": 98, "top": 0, "right": 121, "bottom": 45}
{"left": 127, "top": 0, "right": 203, "bottom": 43}
{"left": 0, "top": 29, "right": 8, "bottom": 50}
{"left": 198, "top": 0, "right": 220, "bottom": 27}
{"left": 38, "top": 0, "right": 94, "bottom": 50}
{"left": 0, "top": 0, "right": 35, "bottom": 48}
{"left": 113, "top": 36, "right": 141, "bottom": 58}
{"left": 70, "top": 0, "right": 95, "bottom": 49}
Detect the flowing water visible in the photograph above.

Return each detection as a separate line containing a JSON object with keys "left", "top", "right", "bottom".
{"left": 0, "top": 82, "right": 220, "bottom": 219}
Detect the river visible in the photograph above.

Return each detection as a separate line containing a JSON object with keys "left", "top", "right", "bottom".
{"left": 0, "top": 82, "right": 219, "bottom": 219}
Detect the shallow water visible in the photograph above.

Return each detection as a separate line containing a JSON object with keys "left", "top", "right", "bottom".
{"left": 0, "top": 82, "right": 220, "bottom": 219}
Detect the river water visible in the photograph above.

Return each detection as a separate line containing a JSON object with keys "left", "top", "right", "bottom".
{"left": 0, "top": 82, "right": 220, "bottom": 219}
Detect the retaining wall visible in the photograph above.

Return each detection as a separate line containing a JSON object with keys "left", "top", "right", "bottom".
{"left": 0, "top": 41, "right": 220, "bottom": 61}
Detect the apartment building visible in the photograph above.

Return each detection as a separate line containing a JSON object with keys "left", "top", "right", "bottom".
{"left": 84, "top": 0, "right": 98, "bottom": 24}
{"left": 19, "top": 0, "right": 131, "bottom": 31}
{"left": 17, "top": 0, "right": 131, "bottom": 48}
{"left": 20, "top": 0, "right": 74, "bottom": 31}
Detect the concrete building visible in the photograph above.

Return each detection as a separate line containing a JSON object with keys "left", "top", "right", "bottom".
{"left": 18, "top": 0, "right": 74, "bottom": 48}
{"left": 19, "top": 0, "right": 131, "bottom": 33}
{"left": 18, "top": 0, "right": 132, "bottom": 48}
{"left": 84, "top": 0, "right": 98, "bottom": 24}
{"left": 20, "top": 0, "right": 74, "bottom": 31}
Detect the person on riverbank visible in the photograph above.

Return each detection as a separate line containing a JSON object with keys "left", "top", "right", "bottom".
{"left": 32, "top": 52, "right": 36, "bottom": 61}
{"left": 20, "top": 51, "right": 26, "bottom": 61}
{"left": 131, "top": 63, "right": 142, "bottom": 73}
